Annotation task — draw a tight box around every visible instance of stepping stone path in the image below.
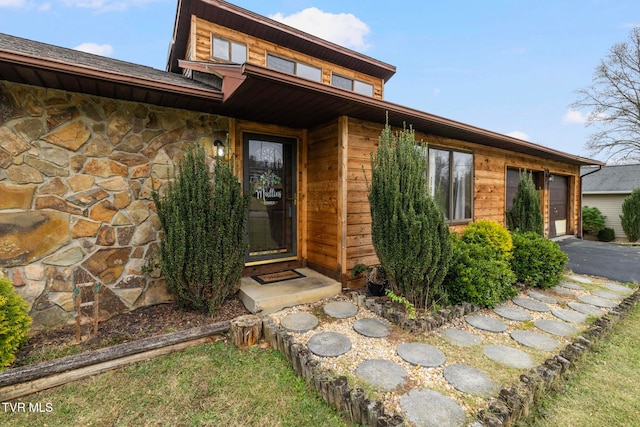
[397,343,446,367]
[494,305,532,321]
[484,344,534,369]
[591,290,623,301]
[444,364,498,396]
[510,330,560,352]
[323,301,358,318]
[440,328,481,347]
[527,291,558,304]
[353,318,389,338]
[568,301,606,316]
[602,282,633,295]
[578,295,617,308]
[307,332,351,357]
[400,388,466,427]
[512,296,551,312]
[559,281,584,290]
[535,319,578,337]
[465,315,507,332]
[280,312,319,333]
[355,359,407,391]
[549,286,575,296]
[552,308,587,324]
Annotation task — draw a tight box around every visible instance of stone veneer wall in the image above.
[0,81,229,329]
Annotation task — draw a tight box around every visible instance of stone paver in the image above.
[558,281,584,290]
[397,343,446,367]
[535,319,578,337]
[512,296,551,312]
[280,312,319,333]
[307,331,351,357]
[400,388,466,427]
[527,291,558,304]
[510,330,560,352]
[440,328,481,347]
[568,301,606,316]
[353,318,390,338]
[548,286,575,296]
[465,315,507,332]
[552,308,587,324]
[484,344,535,369]
[601,282,633,295]
[578,294,617,308]
[493,305,532,321]
[566,274,593,284]
[323,301,358,318]
[444,363,498,396]
[591,290,623,301]
[355,359,408,391]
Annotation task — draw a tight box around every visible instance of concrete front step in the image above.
[239,268,342,314]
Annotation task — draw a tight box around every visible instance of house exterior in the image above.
[0,0,601,328]
[582,164,640,240]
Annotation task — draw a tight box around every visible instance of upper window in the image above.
[331,73,374,96]
[212,36,247,63]
[267,54,321,82]
[428,148,473,221]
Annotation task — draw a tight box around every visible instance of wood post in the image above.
[230,314,262,347]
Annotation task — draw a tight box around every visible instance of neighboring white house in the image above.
[582,164,640,240]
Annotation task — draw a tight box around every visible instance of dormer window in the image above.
[212,36,247,63]
[266,53,321,82]
[331,73,374,96]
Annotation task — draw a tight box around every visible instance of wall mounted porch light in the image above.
[213,139,225,157]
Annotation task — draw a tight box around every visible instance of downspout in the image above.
[578,165,603,238]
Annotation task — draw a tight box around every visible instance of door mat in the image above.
[252,270,305,285]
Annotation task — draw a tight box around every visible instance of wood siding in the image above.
[192,17,384,99]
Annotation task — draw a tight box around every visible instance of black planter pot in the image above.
[368,280,386,297]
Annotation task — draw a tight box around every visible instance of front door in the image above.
[549,175,569,237]
[243,133,297,264]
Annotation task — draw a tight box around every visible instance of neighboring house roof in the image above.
[582,164,640,194]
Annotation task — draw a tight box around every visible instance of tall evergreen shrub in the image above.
[369,122,452,309]
[620,188,640,242]
[152,144,249,313]
[506,170,543,235]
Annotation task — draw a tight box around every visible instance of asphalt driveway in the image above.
[557,237,640,284]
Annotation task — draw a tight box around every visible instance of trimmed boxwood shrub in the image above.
[461,220,513,261]
[0,275,32,369]
[510,231,568,289]
[597,227,616,242]
[444,234,517,308]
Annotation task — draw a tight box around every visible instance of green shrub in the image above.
[461,220,513,261]
[583,206,606,235]
[597,227,616,242]
[369,121,452,309]
[620,188,640,242]
[510,231,568,289]
[152,144,249,314]
[0,275,32,369]
[444,235,517,308]
[506,170,543,235]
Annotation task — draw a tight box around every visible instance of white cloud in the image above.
[270,7,370,51]
[73,42,114,56]
[507,130,530,141]
[0,0,26,7]
[563,109,587,124]
[63,0,161,12]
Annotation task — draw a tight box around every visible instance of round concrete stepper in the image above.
[568,301,606,316]
[484,344,535,369]
[558,281,585,290]
[510,330,561,352]
[353,317,390,338]
[440,328,481,347]
[307,331,351,357]
[397,343,446,367]
[535,319,579,337]
[527,290,558,304]
[601,282,633,295]
[323,301,358,318]
[494,305,532,322]
[566,274,593,284]
[548,286,576,296]
[465,315,507,333]
[578,294,617,308]
[400,388,466,427]
[444,363,498,397]
[280,312,319,333]
[354,359,408,391]
[512,296,551,312]
[552,308,588,324]
[592,289,623,301]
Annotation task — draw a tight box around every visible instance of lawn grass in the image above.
[517,302,640,427]
[3,340,353,427]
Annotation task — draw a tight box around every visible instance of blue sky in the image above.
[1,0,639,162]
